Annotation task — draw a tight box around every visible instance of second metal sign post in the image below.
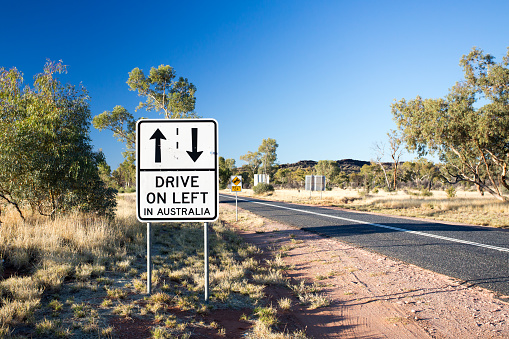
[230,175,242,221]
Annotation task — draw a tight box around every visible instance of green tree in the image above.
[239,170,252,188]
[0,61,116,219]
[93,65,197,161]
[225,158,236,173]
[392,47,509,201]
[359,164,375,191]
[96,150,115,188]
[112,158,136,189]
[219,157,235,189]
[400,159,440,190]
[387,130,404,190]
[127,65,197,119]
[258,138,279,176]
[314,160,339,188]
[291,168,312,188]
[93,105,136,159]
[240,151,261,178]
[348,172,363,189]
[274,168,291,187]
[333,171,350,188]
[358,164,388,191]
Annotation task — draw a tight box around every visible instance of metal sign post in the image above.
[136,119,218,299]
[231,175,242,221]
[147,222,152,295]
[204,222,209,301]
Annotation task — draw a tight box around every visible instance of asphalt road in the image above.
[220,194,509,296]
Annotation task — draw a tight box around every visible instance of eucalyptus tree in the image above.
[258,138,279,176]
[400,159,440,190]
[93,65,197,161]
[387,129,404,190]
[392,47,509,200]
[0,60,116,219]
[240,151,261,177]
[93,105,136,158]
[314,160,339,188]
[218,157,236,188]
[127,65,197,119]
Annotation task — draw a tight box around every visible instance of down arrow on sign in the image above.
[187,128,203,162]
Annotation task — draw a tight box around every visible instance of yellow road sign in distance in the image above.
[231,175,242,192]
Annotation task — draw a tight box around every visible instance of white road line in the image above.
[219,194,509,253]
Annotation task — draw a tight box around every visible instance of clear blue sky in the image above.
[2,0,509,169]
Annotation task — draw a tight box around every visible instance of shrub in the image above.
[420,189,433,197]
[253,183,274,195]
[358,190,369,198]
[446,186,456,198]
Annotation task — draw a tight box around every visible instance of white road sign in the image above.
[136,119,218,222]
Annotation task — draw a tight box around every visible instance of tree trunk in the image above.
[475,183,484,196]
[393,165,398,191]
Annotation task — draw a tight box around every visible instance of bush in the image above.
[358,190,369,198]
[446,186,456,198]
[253,183,274,195]
[420,189,433,197]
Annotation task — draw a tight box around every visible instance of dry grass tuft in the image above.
[244,321,310,339]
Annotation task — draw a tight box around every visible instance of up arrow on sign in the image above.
[150,128,166,163]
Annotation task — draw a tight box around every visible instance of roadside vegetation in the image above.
[0,58,327,339]
[220,47,509,218]
[0,61,116,221]
[231,188,509,228]
[1,194,326,338]
[222,47,509,228]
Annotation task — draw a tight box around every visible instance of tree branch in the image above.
[477,142,500,195]
[0,191,25,221]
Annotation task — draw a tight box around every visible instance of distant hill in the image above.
[278,159,371,173]
[335,159,372,173]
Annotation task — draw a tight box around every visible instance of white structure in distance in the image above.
[254,174,270,186]
[305,175,326,191]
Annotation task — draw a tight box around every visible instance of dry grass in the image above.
[353,195,509,227]
[1,192,312,337]
[0,194,145,332]
[277,297,292,311]
[244,321,309,339]
[228,187,360,205]
[227,188,509,228]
